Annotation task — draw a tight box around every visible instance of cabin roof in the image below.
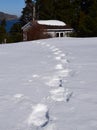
[22,20,73,31]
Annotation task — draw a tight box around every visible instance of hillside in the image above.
[0,38,97,130]
[0,11,18,20]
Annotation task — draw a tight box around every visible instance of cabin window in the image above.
[56,33,59,37]
[60,33,63,37]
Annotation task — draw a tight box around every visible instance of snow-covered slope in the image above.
[0,37,97,130]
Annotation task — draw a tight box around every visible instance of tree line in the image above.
[0,19,22,43]
[0,0,97,43]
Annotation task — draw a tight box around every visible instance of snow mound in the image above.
[27,104,49,127]
[37,20,66,26]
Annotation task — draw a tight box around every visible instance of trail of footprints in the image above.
[14,41,73,130]
[41,42,73,102]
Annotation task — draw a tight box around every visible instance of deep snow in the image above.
[0,37,97,130]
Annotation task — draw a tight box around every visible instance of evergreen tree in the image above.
[77,0,97,37]
[36,0,56,20]
[0,19,6,27]
[81,0,93,14]
[20,0,34,25]
[36,0,73,24]
[9,23,22,42]
[0,19,7,43]
[55,0,71,21]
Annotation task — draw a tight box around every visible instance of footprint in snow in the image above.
[53,51,62,55]
[55,64,64,70]
[45,76,60,88]
[57,69,70,78]
[50,88,65,102]
[12,94,25,104]
[55,56,61,60]
[32,74,40,78]
[51,48,60,52]
[60,53,66,57]
[13,94,32,104]
[50,88,73,102]
[55,56,68,64]
[27,104,49,128]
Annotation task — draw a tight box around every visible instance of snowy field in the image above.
[0,37,97,130]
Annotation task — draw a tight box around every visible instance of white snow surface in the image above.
[50,87,65,101]
[0,37,97,130]
[37,20,66,26]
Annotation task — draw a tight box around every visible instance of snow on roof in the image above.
[37,20,66,26]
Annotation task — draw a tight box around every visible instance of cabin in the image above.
[22,20,73,41]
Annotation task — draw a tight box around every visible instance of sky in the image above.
[0,0,25,17]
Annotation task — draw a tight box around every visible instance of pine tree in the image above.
[36,0,56,20]
[77,0,97,37]
[0,19,7,43]
[9,23,22,42]
[55,0,71,21]
[0,19,6,27]
[20,0,34,25]
[36,0,73,24]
